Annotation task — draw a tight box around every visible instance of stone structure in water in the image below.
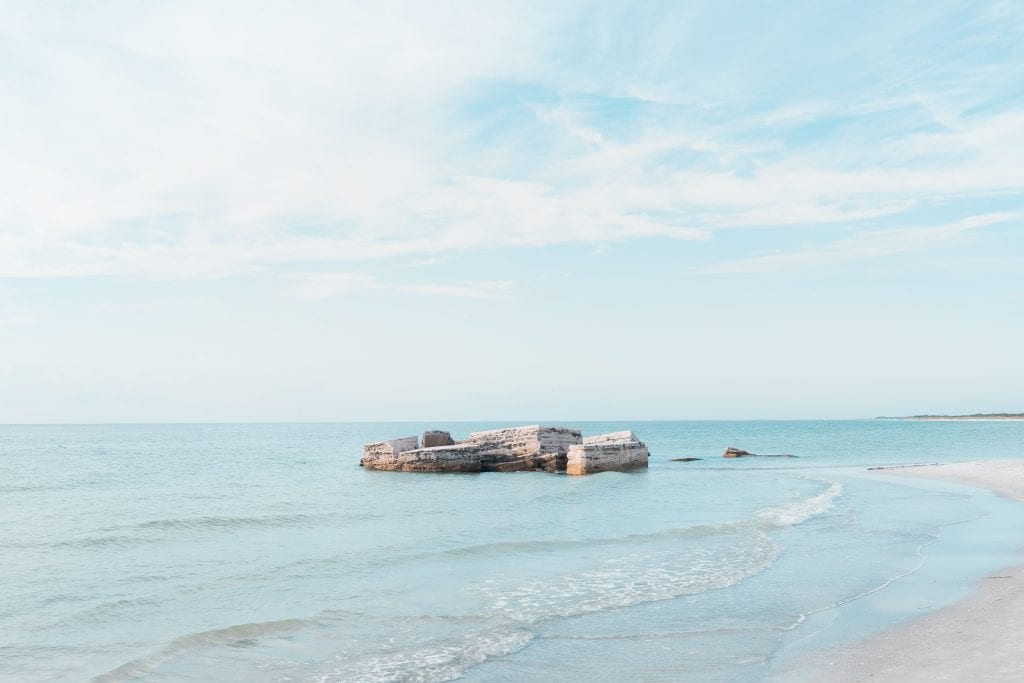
[360,426,649,475]
[422,430,455,448]
[566,432,650,475]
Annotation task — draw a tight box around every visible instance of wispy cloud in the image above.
[1,2,1023,286]
[688,212,1024,275]
[290,272,515,301]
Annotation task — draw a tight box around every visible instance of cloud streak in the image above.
[1,1,1023,286]
[290,272,515,301]
[688,212,1024,275]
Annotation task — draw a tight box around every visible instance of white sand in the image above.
[808,461,1024,681]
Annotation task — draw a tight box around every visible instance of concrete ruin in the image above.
[422,430,455,448]
[359,436,420,468]
[365,443,483,473]
[582,430,637,445]
[360,426,649,475]
[566,431,650,475]
[466,425,582,472]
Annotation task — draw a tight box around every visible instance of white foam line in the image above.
[780,510,990,632]
[781,536,938,633]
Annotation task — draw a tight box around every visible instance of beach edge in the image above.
[799,460,1024,682]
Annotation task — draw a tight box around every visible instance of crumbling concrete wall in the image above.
[422,430,455,448]
[566,432,649,475]
[360,436,419,468]
[466,425,582,472]
[362,443,483,472]
[582,430,638,445]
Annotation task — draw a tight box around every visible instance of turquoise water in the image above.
[3,420,1024,682]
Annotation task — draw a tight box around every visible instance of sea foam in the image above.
[758,480,843,527]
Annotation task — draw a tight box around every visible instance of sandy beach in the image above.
[813,461,1024,681]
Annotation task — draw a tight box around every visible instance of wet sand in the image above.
[812,461,1024,681]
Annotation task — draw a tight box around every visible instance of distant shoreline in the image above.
[877,413,1024,421]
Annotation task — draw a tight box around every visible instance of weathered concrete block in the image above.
[476,449,566,472]
[482,453,534,472]
[364,444,483,472]
[422,430,455,448]
[478,448,528,472]
[466,425,581,471]
[583,430,638,445]
[361,436,419,467]
[466,425,582,455]
[565,441,649,475]
[532,452,565,472]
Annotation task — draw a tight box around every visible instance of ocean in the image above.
[3,420,1024,682]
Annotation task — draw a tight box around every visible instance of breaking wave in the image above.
[313,627,535,683]
[483,531,782,624]
[758,480,843,527]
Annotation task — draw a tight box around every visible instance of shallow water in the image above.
[3,420,1024,681]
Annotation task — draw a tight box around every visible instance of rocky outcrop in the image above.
[422,430,454,448]
[566,432,649,475]
[723,447,753,458]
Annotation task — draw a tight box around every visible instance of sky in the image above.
[1,0,1023,422]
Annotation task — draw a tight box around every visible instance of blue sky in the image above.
[1,1,1022,421]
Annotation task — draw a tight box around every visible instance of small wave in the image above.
[314,627,534,683]
[481,531,781,624]
[757,481,843,527]
[91,618,309,682]
[134,513,329,532]
[544,625,768,641]
[437,521,746,559]
[12,513,342,551]
[52,598,161,629]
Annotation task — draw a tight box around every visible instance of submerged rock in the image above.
[722,447,797,458]
[670,457,703,462]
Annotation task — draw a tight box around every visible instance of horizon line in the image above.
[0,417,920,426]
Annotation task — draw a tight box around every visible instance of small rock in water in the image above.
[670,457,702,462]
[722,447,797,458]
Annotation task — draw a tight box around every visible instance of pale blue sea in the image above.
[3,420,1024,682]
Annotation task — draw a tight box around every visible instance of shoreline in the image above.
[807,460,1024,681]
[878,417,1024,421]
